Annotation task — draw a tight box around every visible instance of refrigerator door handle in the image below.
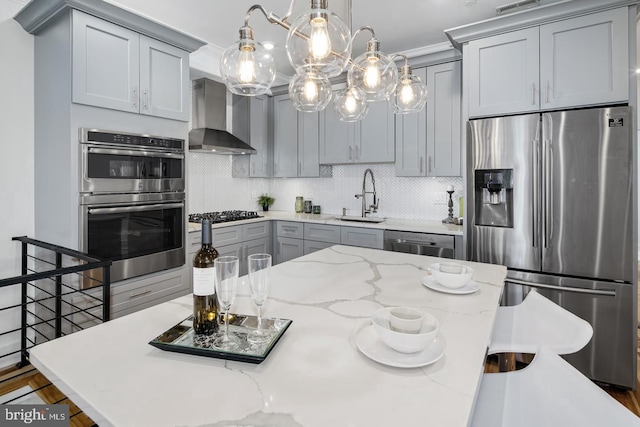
[532,139,540,248]
[543,138,553,248]
[506,279,616,297]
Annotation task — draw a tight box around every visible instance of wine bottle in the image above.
[192,219,219,334]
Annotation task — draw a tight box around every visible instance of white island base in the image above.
[30,245,506,427]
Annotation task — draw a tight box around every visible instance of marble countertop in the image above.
[189,211,464,235]
[30,245,505,427]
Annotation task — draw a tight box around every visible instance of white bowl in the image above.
[430,262,474,289]
[372,307,439,353]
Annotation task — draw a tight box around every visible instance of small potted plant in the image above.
[257,194,275,211]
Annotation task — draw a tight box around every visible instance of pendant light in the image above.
[219,0,428,118]
[388,56,428,114]
[333,86,368,122]
[289,70,332,112]
[219,25,276,96]
[285,0,352,78]
[347,30,398,102]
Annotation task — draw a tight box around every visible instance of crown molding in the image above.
[14,0,205,52]
[445,0,638,50]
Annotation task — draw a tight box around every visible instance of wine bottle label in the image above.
[193,267,215,296]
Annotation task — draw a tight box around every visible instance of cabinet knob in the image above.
[143,89,149,110]
[132,88,138,110]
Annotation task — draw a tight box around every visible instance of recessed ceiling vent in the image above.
[496,0,540,15]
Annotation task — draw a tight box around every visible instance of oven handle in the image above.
[87,147,184,159]
[88,203,184,215]
[506,279,616,297]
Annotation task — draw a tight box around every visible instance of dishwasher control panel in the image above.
[383,230,455,258]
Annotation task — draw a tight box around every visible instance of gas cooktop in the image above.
[188,210,262,224]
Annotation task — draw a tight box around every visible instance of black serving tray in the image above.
[149,314,292,364]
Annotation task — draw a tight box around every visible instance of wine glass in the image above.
[247,253,272,344]
[213,256,240,350]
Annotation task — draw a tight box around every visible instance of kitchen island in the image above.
[30,245,506,427]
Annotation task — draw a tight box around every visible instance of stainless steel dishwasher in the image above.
[383,230,458,259]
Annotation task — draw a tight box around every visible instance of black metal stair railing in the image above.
[0,236,112,368]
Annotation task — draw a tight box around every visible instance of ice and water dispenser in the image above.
[474,169,513,227]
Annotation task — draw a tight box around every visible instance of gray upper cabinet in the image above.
[466,27,540,118]
[138,36,190,121]
[355,101,395,163]
[273,94,320,178]
[466,7,628,118]
[426,61,461,177]
[396,62,461,177]
[539,8,628,110]
[320,89,394,164]
[233,95,272,177]
[72,10,190,121]
[72,10,140,114]
[319,106,355,164]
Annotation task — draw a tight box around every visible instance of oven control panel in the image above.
[80,128,184,151]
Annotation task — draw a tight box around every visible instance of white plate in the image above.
[355,325,444,368]
[421,274,479,295]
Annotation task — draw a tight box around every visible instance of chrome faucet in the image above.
[355,168,379,217]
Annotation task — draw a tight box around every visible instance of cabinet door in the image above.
[395,67,427,177]
[232,95,271,177]
[467,27,540,117]
[304,240,334,255]
[319,107,355,164]
[276,237,304,264]
[242,237,271,276]
[427,61,461,177]
[273,94,298,177]
[139,35,189,121]
[356,101,395,163]
[539,8,628,109]
[298,112,320,177]
[72,10,139,113]
[250,96,271,177]
[340,227,384,249]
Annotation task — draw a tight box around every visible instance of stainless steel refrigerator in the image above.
[467,106,637,389]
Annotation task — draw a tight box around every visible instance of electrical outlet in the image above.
[434,192,447,205]
[251,190,259,198]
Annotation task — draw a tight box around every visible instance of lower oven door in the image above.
[81,194,185,284]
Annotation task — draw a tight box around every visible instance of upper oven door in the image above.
[81,144,185,194]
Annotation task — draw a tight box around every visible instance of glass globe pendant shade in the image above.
[289,70,332,112]
[286,0,352,78]
[333,86,368,122]
[347,38,398,102]
[220,26,276,96]
[389,65,427,114]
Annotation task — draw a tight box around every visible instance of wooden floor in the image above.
[0,364,96,426]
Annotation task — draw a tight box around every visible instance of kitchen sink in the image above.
[338,215,385,223]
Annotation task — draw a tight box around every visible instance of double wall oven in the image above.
[79,128,186,284]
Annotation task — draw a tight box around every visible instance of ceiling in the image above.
[101,0,540,80]
[3,0,564,81]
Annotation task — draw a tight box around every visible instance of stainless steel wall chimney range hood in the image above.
[189,78,257,155]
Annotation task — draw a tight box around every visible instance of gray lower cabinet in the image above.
[341,227,384,249]
[189,222,273,279]
[72,267,188,329]
[275,221,305,263]
[275,221,382,263]
[277,237,305,264]
[303,223,341,255]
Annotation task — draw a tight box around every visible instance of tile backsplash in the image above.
[188,153,463,221]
